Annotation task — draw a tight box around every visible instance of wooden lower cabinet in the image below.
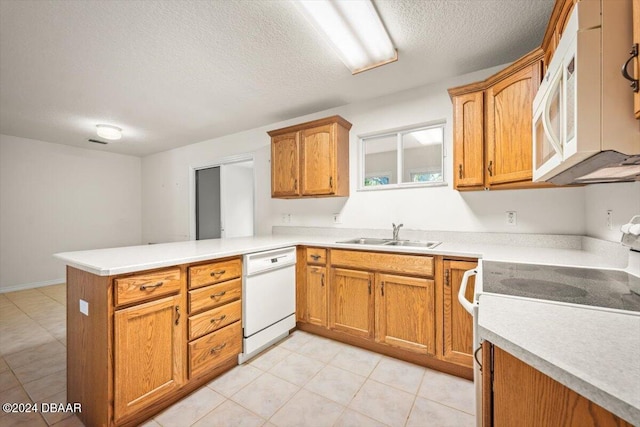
[375,273,436,355]
[306,265,328,326]
[486,343,634,427]
[114,295,183,422]
[442,259,476,366]
[329,267,375,339]
[66,257,243,427]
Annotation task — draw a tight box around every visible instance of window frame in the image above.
[358,121,447,191]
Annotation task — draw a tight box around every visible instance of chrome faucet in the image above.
[392,223,403,241]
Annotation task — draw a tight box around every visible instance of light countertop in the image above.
[54,233,638,423]
[478,294,640,425]
[54,234,625,276]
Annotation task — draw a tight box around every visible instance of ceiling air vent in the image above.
[88,139,109,145]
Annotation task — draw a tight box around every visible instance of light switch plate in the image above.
[79,299,89,316]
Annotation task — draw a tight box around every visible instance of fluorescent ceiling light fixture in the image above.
[412,128,443,145]
[295,0,397,74]
[96,124,122,140]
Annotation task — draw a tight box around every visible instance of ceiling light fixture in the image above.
[294,0,397,74]
[96,124,122,140]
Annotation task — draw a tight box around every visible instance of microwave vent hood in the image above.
[547,151,640,185]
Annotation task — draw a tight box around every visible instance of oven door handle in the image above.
[458,268,478,315]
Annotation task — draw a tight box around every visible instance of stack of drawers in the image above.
[187,258,243,378]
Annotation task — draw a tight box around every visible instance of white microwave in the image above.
[532,0,639,185]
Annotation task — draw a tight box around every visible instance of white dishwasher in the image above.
[239,246,296,363]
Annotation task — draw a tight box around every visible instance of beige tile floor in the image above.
[1,285,475,427]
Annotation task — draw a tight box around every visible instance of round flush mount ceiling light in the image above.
[96,124,122,140]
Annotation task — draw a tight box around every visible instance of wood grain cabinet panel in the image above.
[188,258,242,290]
[114,268,181,307]
[442,260,476,367]
[268,116,351,199]
[188,321,242,379]
[114,294,183,422]
[188,299,241,340]
[375,273,436,355]
[486,63,540,185]
[448,48,548,191]
[306,265,327,327]
[489,344,634,427]
[188,278,241,314]
[271,131,300,197]
[634,0,640,119]
[329,267,375,339]
[453,91,485,189]
[330,249,434,277]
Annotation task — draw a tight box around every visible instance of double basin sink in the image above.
[336,238,441,249]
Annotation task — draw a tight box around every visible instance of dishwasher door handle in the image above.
[458,268,477,315]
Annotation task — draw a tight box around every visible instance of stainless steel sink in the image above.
[382,240,441,249]
[336,238,392,245]
[336,238,441,249]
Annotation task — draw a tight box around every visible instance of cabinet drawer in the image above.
[188,321,241,378]
[188,278,241,314]
[306,248,327,265]
[114,268,181,307]
[189,258,242,290]
[188,299,242,340]
[330,250,434,277]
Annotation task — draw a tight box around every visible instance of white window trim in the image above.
[358,120,447,191]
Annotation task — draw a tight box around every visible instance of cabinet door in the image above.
[271,131,300,197]
[375,273,436,355]
[491,345,634,427]
[486,62,541,185]
[442,260,475,366]
[300,124,335,195]
[114,295,183,421]
[453,91,485,189]
[329,267,374,338]
[306,265,327,327]
[634,0,639,119]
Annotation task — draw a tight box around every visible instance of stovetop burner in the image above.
[482,261,640,312]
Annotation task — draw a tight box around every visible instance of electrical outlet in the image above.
[281,213,292,224]
[506,211,517,226]
[606,210,613,230]
[333,213,342,224]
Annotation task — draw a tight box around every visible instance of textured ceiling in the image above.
[0,0,554,157]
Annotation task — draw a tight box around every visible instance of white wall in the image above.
[0,135,142,291]
[584,181,640,241]
[141,63,594,243]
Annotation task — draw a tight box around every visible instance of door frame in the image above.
[189,154,255,241]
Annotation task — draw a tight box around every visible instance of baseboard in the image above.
[0,278,66,294]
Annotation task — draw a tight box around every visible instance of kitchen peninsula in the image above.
[56,232,639,426]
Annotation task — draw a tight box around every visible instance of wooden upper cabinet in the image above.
[301,124,335,195]
[271,132,300,197]
[541,0,578,75]
[442,260,476,367]
[448,48,546,191]
[453,91,484,189]
[268,115,352,199]
[634,0,639,119]
[114,295,183,422]
[375,273,436,355]
[329,267,374,339]
[486,62,541,185]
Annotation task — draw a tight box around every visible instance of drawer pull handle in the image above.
[210,314,227,324]
[210,291,227,299]
[210,343,227,354]
[310,254,321,261]
[140,282,163,291]
[210,270,226,277]
[175,306,180,325]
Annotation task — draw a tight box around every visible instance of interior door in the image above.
[196,166,221,240]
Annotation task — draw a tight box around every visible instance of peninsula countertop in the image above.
[54,233,638,424]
